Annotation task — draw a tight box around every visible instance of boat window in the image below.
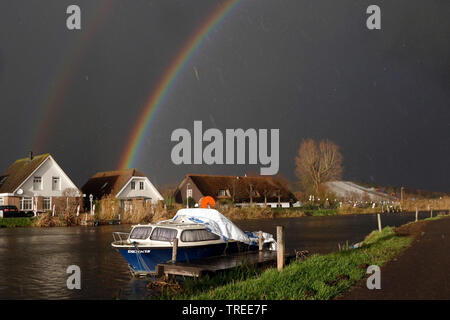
[181,229,220,242]
[150,227,178,242]
[130,227,152,240]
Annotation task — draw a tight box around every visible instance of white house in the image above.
[81,169,163,209]
[0,152,80,212]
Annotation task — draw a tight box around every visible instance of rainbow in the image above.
[118,0,241,170]
[30,1,115,151]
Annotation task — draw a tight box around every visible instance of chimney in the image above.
[29,151,33,161]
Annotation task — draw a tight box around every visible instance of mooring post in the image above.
[172,238,178,264]
[415,207,418,222]
[277,226,285,272]
[258,230,263,251]
[377,214,382,232]
[430,208,433,218]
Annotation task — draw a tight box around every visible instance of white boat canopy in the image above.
[172,208,275,247]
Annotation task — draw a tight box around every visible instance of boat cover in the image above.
[173,208,276,249]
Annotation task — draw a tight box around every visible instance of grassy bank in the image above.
[0,217,34,228]
[271,207,380,217]
[157,224,420,300]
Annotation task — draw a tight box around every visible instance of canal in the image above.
[0,211,430,299]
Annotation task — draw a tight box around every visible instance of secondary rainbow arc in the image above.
[118,0,241,170]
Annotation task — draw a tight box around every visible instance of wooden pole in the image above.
[172,238,178,264]
[258,230,263,251]
[377,214,382,232]
[415,207,418,222]
[277,226,285,271]
[430,208,433,218]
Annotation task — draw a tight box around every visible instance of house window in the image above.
[131,181,136,190]
[20,197,33,211]
[43,197,51,211]
[139,181,144,190]
[187,189,192,198]
[52,177,60,191]
[0,198,4,205]
[33,177,42,191]
[218,189,227,197]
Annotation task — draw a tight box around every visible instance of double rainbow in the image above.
[118,0,241,170]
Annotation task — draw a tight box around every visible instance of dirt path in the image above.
[340,216,450,300]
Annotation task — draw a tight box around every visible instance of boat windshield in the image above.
[181,229,220,242]
[130,227,152,240]
[150,227,177,242]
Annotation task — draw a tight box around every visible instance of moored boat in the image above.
[111,208,275,275]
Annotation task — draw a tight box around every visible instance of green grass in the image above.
[161,226,412,300]
[271,207,339,216]
[302,208,339,216]
[0,217,34,228]
[156,262,263,300]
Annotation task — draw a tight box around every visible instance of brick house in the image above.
[174,174,297,208]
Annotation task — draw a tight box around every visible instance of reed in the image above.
[401,197,450,212]
[118,200,180,224]
[217,206,307,220]
[32,212,81,227]
[97,195,121,221]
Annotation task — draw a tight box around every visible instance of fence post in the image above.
[377,214,382,232]
[415,207,418,222]
[277,226,285,272]
[172,238,178,264]
[258,231,263,251]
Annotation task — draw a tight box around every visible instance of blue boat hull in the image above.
[117,242,257,273]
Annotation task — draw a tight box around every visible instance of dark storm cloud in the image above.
[0,0,448,191]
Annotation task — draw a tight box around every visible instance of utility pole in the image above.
[186,183,190,208]
[89,194,93,215]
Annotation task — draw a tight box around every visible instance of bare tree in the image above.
[295,139,343,195]
[253,178,270,207]
[247,182,255,206]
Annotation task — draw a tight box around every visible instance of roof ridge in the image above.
[187,173,276,180]
[14,153,50,162]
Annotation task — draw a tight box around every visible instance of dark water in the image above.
[0,212,430,299]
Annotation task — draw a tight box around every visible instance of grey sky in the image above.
[0,0,449,191]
